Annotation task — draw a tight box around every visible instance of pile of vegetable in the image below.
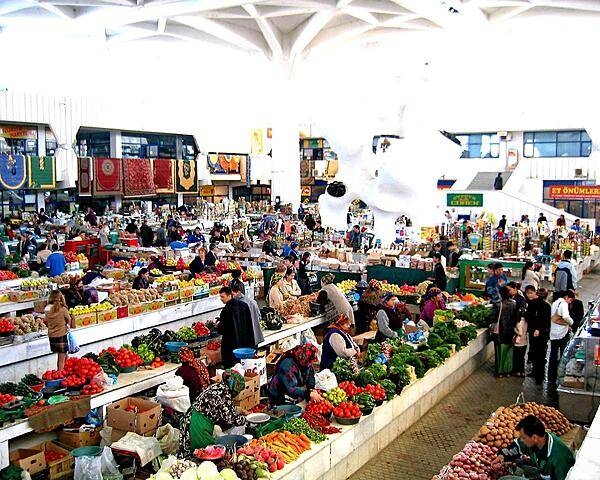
[99,346,143,369]
[301,410,340,434]
[474,402,571,449]
[237,444,285,473]
[323,387,347,405]
[253,431,311,463]
[282,417,327,443]
[432,441,508,480]
[456,304,490,328]
[332,401,362,419]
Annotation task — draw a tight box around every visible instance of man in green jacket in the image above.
[497,415,574,480]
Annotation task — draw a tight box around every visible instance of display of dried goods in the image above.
[474,402,571,449]
[276,292,318,317]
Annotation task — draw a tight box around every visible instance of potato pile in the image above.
[11,314,46,335]
[51,273,82,285]
[109,288,161,306]
[475,402,571,449]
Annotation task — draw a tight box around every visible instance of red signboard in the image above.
[549,185,600,199]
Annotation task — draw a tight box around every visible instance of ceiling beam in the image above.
[41,0,135,5]
[287,8,336,58]
[309,18,375,52]
[157,16,166,32]
[533,0,600,12]
[487,5,534,22]
[260,0,336,8]
[36,2,77,19]
[163,21,248,50]
[349,0,412,15]
[389,0,463,28]
[243,3,283,58]
[106,22,157,42]
[0,1,35,16]
[342,6,379,24]
[172,14,269,54]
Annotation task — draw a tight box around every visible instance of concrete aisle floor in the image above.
[348,271,600,480]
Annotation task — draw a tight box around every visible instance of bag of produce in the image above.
[156,424,180,455]
[156,378,191,413]
[315,369,338,392]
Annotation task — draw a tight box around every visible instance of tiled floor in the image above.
[348,271,600,480]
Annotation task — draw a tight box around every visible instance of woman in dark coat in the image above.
[489,286,519,377]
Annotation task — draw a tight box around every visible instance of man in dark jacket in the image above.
[431,253,447,291]
[494,172,503,190]
[139,219,154,247]
[217,287,255,367]
[261,233,278,256]
[524,286,551,385]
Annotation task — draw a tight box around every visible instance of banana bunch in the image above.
[336,280,357,294]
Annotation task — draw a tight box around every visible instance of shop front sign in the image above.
[548,185,600,199]
[200,185,215,196]
[0,125,37,139]
[447,193,483,207]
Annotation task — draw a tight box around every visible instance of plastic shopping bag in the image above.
[67,331,80,354]
[156,424,180,455]
[315,369,338,391]
[74,455,102,480]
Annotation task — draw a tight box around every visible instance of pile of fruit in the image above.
[237,444,285,473]
[69,305,95,316]
[150,268,162,276]
[177,326,197,342]
[323,387,347,405]
[0,270,18,281]
[337,381,364,397]
[150,357,165,368]
[42,369,66,381]
[21,277,49,289]
[179,279,195,288]
[0,393,16,406]
[197,272,220,285]
[432,441,508,480]
[364,384,386,402]
[63,357,103,380]
[336,280,357,294]
[207,340,221,351]
[11,314,46,335]
[193,322,210,337]
[82,383,104,395]
[61,375,86,389]
[100,346,143,369]
[332,401,362,419]
[44,450,67,463]
[474,402,571,449]
[305,399,334,416]
[51,273,81,285]
[0,318,15,335]
[276,292,318,317]
[64,252,78,263]
[155,274,176,284]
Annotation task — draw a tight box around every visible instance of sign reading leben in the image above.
[447,193,484,207]
[549,185,600,199]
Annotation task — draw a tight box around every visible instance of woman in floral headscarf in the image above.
[178,369,247,456]
[268,272,286,310]
[175,347,211,402]
[419,287,447,327]
[317,273,355,322]
[268,343,322,405]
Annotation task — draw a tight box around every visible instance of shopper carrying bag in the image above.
[548,291,575,387]
[489,286,518,378]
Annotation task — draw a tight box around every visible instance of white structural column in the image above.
[109,130,123,212]
[270,60,301,208]
[48,98,80,188]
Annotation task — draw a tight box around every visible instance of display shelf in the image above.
[258,315,328,348]
[0,363,178,469]
[271,329,492,480]
[0,300,37,315]
[0,278,24,289]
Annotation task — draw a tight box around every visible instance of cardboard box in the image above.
[10,448,46,475]
[36,442,73,480]
[117,306,129,319]
[128,304,142,317]
[233,374,260,410]
[97,307,118,323]
[163,291,179,302]
[58,427,101,448]
[180,286,195,300]
[8,290,40,302]
[151,300,165,311]
[141,302,152,314]
[107,397,161,434]
[241,357,267,386]
[73,312,97,328]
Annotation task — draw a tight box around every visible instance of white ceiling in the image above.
[2,0,600,61]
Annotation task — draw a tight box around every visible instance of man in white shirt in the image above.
[548,291,575,387]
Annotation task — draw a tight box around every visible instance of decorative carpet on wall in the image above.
[78,157,92,196]
[175,159,197,193]
[153,158,175,193]
[28,156,55,189]
[0,154,27,190]
[123,157,155,197]
[94,157,123,195]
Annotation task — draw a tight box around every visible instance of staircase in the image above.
[467,171,512,190]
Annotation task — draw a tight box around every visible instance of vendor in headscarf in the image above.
[268,272,286,310]
[375,293,411,342]
[179,369,247,455]
[268,343,322,405]
[175,347,211,402]
[320,314,360,371]
[316,273,355,323]
[419,287,447,327]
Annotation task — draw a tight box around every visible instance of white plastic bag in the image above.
[74,455,102,480]
[100,446,120,476]
[315,369,338,391]
[156,424,180,455]
[156,380,191,413]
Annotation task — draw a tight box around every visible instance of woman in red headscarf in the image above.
[320,315,360,371]
[419,287,447,327]
[268,343,322,405]
[175,347,211,402]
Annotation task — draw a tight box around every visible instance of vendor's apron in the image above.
[189,410,215,451]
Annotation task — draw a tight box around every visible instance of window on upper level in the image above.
[523,130,591,158]
[455,133,499,158]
